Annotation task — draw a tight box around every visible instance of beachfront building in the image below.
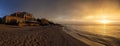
[3,12,36,25]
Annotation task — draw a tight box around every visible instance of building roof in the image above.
[9,12,34,18]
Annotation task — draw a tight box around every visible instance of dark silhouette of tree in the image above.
[36,18,55,26]
[0,17,3,24]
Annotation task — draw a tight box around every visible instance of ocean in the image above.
[64,24,120,46]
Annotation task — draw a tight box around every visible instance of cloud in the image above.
[1,0,120,23]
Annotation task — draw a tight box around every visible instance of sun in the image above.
[99,20,111,24]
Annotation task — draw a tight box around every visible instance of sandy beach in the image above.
[0,24,89,46]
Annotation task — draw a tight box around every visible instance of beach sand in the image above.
[0,24,89,46]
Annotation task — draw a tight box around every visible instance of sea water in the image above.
[64,24,120,46]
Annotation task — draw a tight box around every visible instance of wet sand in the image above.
[0,24,89,46]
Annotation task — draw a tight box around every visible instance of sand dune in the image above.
[0,24,88,46]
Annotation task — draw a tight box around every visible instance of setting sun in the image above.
[99,20,111,24]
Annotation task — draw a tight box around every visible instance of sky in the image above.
[0,0,120,24]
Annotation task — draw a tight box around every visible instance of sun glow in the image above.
[85,15,113,24]
[99,19,111,24]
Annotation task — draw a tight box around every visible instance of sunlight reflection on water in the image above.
[67,24,120,38]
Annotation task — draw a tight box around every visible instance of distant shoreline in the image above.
[63,24,120,26]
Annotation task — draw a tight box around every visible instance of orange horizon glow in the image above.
[84,14,114,24]
[99,19,111,24]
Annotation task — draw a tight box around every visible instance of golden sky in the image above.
[53,0,120,24]
[1,0,120,24]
